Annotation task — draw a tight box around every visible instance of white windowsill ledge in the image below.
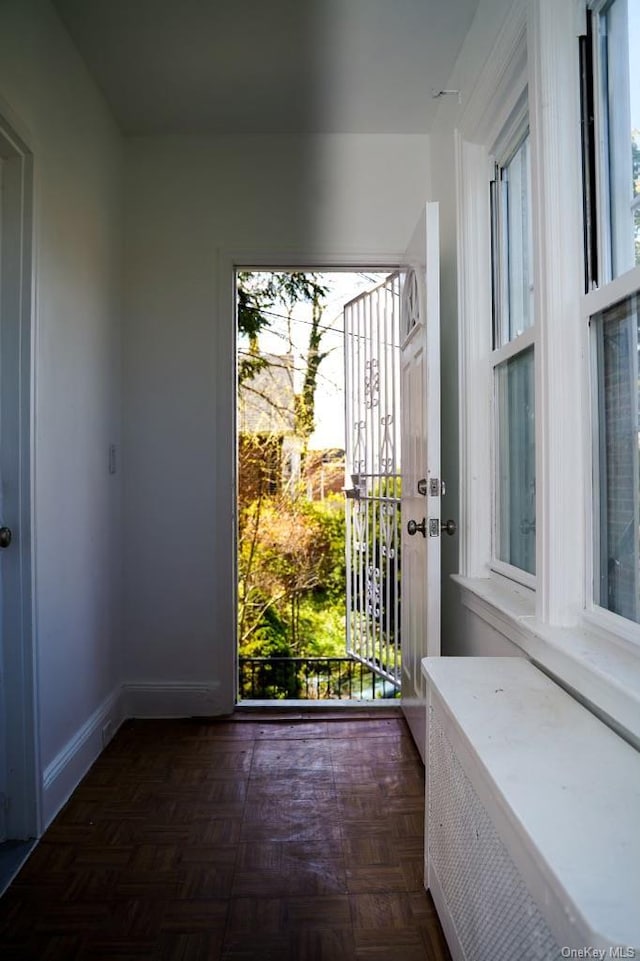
[452,574,640,750]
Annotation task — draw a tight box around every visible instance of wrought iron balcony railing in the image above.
[238,656,400,701]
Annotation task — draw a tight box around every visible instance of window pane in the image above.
[594,290,640,622]
[493,134,534,347]
[601,0,640,275]
[506,137,534,339]
[495,347,536,574]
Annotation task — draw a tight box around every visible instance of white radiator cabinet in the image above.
[422,656,640,961]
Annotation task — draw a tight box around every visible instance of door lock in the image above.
[418,477,446,496]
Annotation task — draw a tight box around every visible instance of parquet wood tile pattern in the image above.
[0,710,451,960]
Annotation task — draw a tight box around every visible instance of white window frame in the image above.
[453,1,640,748]
[455,4,529,588]
[454,0,640,747]
[489,115,537,589]
[589,0,638,283]
[582,0,640,636]
[457,0,585,621]
[583,254,640,642]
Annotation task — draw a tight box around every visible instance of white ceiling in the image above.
[52,0,479,135]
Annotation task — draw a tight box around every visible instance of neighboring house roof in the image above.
[238,353,296,435]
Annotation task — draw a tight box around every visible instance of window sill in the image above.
[452,573,640,749]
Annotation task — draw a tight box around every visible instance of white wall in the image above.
[0,0,124,824]
[122,134,431,711]
[430,0,525,660]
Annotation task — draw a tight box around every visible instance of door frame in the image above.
[217,250,403,708]
[0,106,40,840]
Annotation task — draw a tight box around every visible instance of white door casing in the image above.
[400,204,441,761]
[0,155,5,842]
[0,111,38,841]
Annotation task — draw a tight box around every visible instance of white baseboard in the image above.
[42,687,123,829]
[121,681,227,718]
[40,681,227,832]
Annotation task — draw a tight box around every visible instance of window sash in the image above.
[491,132,535,349]
[492,345,536,579]
[586,268,640,626]
[582,267,640,632]
[490,117,536,584]
[490,325,536,587]
[588,0,639,282]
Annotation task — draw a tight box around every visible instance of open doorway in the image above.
[235,269,401,703]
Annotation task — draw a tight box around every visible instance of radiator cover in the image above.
[423,656,640,961]
[429,708,560,961]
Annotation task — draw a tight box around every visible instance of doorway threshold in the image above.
[235,699,401,719]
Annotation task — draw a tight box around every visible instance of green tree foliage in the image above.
[237,272,330,442]
[237,494,345,657]
[237,270,345,693]
[236,272,271,384]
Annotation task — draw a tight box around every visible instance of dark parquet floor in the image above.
[0,709,452,960]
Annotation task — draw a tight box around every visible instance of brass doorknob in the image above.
[0,527,12,549]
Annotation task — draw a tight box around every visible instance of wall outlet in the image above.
[101,720,114,748]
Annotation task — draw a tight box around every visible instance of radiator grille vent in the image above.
[429,708,561,961]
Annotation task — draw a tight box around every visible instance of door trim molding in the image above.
[0,110,39,839]
[217,249,403,709]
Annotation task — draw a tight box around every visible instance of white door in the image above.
[0,156,5,842]
[400,203,441,760]
[0,118,37,843]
